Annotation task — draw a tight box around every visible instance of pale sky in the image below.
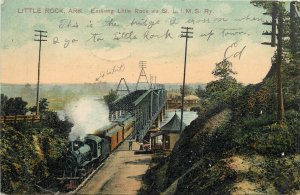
[1,0,277,84]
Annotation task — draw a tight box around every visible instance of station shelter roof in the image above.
[160,112,186,133]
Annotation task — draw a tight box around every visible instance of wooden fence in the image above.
[0,115,41,124]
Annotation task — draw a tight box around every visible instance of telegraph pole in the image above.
[180,27,193,132]
[277,11,284,125]
[261,2,284,125]
[34,30,47,115]
[290,1,299,56]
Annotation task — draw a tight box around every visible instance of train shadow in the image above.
[124,158,151,165]
[127,174,144,181]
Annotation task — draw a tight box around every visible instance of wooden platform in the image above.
[78,141,152,195]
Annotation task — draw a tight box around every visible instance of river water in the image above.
[161,110,198,127]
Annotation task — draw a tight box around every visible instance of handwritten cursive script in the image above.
[223,41,246,60]
[96,64,126,81]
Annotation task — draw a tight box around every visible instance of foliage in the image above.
[179,85,193,97]
[229,81,276,119]
[204,59,243,107]
[0,94,8,115]
[176,159,237,194]
[1,125,39,193]
[205,78,243,106]
[41,111,73,138]
[214,109,300,156]
[212,59,237,80]
[103,89,118,105]
[1,94,28,115]
[0,95,72,194]
[250,1,285,11]
[262,157,300,194]
[29,98,49,113]
[0,117,72,194]
[251,1,300,79]
[195,85,206,98]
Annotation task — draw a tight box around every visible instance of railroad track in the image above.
[68,159,107,194]
[38,155,109,195]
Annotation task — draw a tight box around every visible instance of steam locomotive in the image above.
[57,115,135,190]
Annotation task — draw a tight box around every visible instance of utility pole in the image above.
[34,30,47,115]
[290,1,299,56]
[262,2,277,47]
[261,2,284,125]
[180,27,193,132]
[277,11,284,125]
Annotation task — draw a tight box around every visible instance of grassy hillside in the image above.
[142,106,300,194]
[0,112,72,194]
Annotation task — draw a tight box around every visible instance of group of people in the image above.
[128,140,150,151]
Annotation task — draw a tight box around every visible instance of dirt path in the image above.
[78,141,152,195]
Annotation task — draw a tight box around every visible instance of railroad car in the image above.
[123,117,135,139]
[57,115,135,191]
[105,124,124,151]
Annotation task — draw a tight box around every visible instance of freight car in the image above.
[57,115,135,190]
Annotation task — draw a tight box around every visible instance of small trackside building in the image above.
[151,112,186,150]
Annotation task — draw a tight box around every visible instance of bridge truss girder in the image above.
[108,88,167,139]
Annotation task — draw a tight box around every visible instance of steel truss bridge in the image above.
[109,87,167,140]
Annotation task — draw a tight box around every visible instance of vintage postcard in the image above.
[1,0,299,194]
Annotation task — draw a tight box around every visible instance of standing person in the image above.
[129,140,133,150]
[139,142,144,151]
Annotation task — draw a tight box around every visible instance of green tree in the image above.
[1,95,28,115]
[206,59,242,105]
[1,94,8,115]
[29,98,49,113]
[104,89,118,105]
[195,85,206,98]
[41,111,73,137]
[212,59,237,80]
[180,85,193,97]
